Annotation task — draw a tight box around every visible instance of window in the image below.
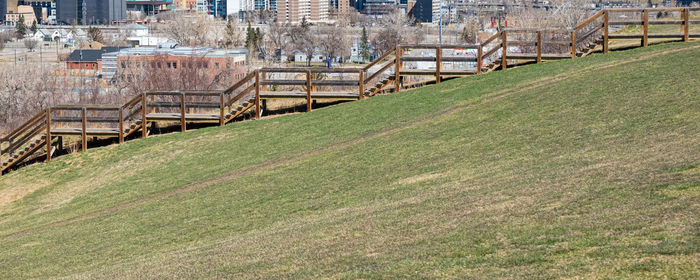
[226,62,231,69]
[173,62,177,69]
[215,62,219,69]
[167,62,172,68]
[157,62,162,69]
[121,62,126,68]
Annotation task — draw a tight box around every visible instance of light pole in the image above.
[439,0,443,44]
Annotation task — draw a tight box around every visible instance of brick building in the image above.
[103,47,248,83]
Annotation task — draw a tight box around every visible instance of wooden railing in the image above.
[1,7,697,175]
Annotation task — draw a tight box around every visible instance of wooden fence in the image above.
[1,7,698,175]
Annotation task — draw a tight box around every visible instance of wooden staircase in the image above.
[1,135,47,173]
[224,97,256,123]
[364,75,395,97]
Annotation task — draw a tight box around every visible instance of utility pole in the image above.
[439,0,443,44]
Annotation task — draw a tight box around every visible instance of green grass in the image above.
[0,42,699,279]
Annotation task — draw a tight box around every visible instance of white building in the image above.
[227,0,241,17]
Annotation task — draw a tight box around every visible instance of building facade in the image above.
[173,0,196,10]
[104,47,248,82]
[126,0,172,15]
[4,4,35,25]
[56,0,127,25]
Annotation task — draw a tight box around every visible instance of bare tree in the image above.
[222,17,243,48]
[265,22,289,62]
[0,30,12,51]
[459,17,480,44]
[24,39,38,51]
[162,12,218,47]
[317,25,351,66]
[372,8,419,54]
[289,25,317,66]
[87,26,104,43]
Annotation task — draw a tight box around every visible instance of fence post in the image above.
[571,30,577,59]
[642,9,649,47]
[150,95,155,114]
[395,48,401,93]
[501,30,507,70]
[435,47,441,84]
[118,108,124,144]
[141,93,147,139]
[603,10,609,54]
[57,110,63,128]
[180,92,186,132]
[255,71,261,120]
[219,92,225,126]
[476,45,482,74]
[81,107,87,152]
[306,71,312,112]
[536,31,542,63]
[359,70,364,99]
[683,8,690,42]
[45,108,51,162]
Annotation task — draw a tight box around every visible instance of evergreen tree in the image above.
[245,22,255,49]
[301,16,309,29]
[359,26,370,61]
[15,16,27,38]
[30,20,38,35]
[255,27,262,50]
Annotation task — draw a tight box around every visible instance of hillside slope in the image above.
[0,42,699,279]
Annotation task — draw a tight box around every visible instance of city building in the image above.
[126,0,172,16]
[308,0,326,21]
[102,46,248,83]
[17,1,55,24]
[277,0,309,23]
[361,0,395,16]
[225,0,240,17]
[56,0,127,25]
[276,0,327,23]
[66,46,128,71]
[408,0,435,23]
[5,5,36,25]
[173,0,196,10]
[1,0,20,24]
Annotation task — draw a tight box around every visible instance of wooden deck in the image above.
[146,113,221,123]
[260,91,360,100]
[51,128,122,136]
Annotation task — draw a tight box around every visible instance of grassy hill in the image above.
[0,42,699,279]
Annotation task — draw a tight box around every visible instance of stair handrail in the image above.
[576,10,605,31]
[1,110,47,143]
[1,112,47,156]
[224,72,257,107]
[363,50,396,72]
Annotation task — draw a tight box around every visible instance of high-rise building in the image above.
[126,0,172,15]
[225,0,240,17]
[173,0,196,10]
[309,0,326,21]
[276,0,326,23]
[361,0,393,16]
[277,0,308,23]
[0,1,7,23]
[1,0,20,23]
[56,0,126,25]
[16,1,53,23]
[408,0,433,23]
[336,0,348,15]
